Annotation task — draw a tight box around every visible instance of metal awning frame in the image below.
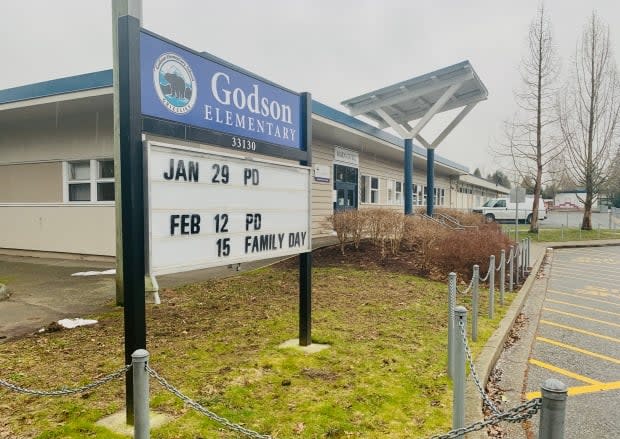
[341,62,487,149]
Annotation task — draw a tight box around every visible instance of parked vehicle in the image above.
[473,197,547,224]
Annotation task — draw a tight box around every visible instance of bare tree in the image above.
[558,12,620,229]
[502,5,562,232]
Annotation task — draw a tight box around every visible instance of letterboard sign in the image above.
[140,30,303,154]
[146,141,311,275]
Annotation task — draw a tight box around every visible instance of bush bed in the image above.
[328,208,512,281]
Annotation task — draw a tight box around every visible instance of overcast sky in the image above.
[3,1,620,176]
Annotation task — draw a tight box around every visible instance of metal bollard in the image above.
[453,306,467,433]
[488,255,495,319]
[132,349,150,439]
[539,378,568,439]
[515,245,520,285]
[499,250,505,306]
[448,272,457,379]
[509,245,514,292]
[527,237,531,268]
[521,238,527,280]
[472,265,479,342]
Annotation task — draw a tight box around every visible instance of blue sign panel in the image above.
[140,31,302,150]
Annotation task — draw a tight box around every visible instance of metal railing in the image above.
[432,306,567,439]
[439,236,571,438]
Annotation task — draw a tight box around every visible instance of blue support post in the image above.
[404,138,413,215]
[427,148,435,216]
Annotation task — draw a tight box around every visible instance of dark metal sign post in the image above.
[118,14,145,425]
[299,93,312,346]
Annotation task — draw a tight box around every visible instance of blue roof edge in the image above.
[0,69,469,174]
[0,70,113,105]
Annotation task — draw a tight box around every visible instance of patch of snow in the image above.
[71,269,116,276]
[57,318,98,329]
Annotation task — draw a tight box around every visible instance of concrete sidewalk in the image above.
[0,236,339,342]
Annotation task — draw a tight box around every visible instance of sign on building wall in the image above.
[334,146,359,167]
[140,31,303,156]
[314,164,330,183]
[146,141,311,275]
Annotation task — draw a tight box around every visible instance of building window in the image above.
[431,187,446,206]
[387,180,402,204]
[412,184,418,205]
[423,186,427,205]
[361,175,379,204]
[395,181,402,204]
[65,159,115,202]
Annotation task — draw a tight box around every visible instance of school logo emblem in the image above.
[153,53,197,114]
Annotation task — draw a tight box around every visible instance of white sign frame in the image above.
[144,140,312,275]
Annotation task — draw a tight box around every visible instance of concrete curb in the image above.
[464,238,620,435]
[464,247,548,434]
[0,283,8,301]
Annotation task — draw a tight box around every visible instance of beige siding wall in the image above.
[0,110,113,164]
[0,205,115,255]
[0,162,63,202]
[310,141,335,236]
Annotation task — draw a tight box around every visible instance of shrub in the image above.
[328,210,353,254]
[327,209,511,281]
[428,222,511,280]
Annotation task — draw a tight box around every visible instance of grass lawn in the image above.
[502,224,620,242]
[0,252,513,438]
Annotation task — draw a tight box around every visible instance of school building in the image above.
[0,66,508,259]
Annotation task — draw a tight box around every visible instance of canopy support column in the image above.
[404,138,413,215]
[427,148,435,216]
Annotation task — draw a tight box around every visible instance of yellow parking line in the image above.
[545,298,620,317]
[552,263,620,276]
[536,336,620,364]
[550,267,620,283]
[547,289,620,307]
[526,380,620,399]
[543,307,620,329]
[528,358,602,385]
[540,320,620,344]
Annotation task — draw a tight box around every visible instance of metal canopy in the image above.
[340,60,488,147]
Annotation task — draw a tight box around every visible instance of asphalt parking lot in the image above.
[525,246,620,438]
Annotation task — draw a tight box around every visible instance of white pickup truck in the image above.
[473,197,547,224]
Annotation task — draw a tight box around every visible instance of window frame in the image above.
[63,159,115,204]
[361,175,380,205]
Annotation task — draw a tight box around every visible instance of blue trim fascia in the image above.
[0,70,113,105]
[312,100,469,173]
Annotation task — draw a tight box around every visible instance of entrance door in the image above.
[333,164,358,211]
